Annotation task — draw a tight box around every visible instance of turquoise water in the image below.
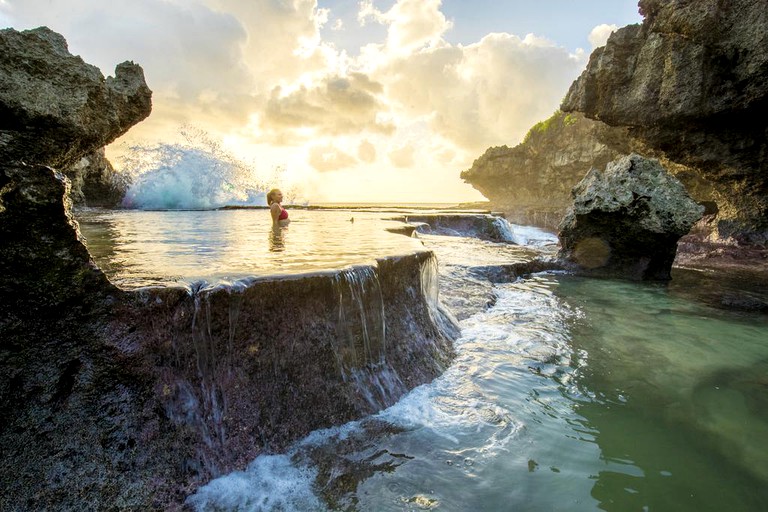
[75,208,768,510]
[188,231,768,511]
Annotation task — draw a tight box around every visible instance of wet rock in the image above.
[400,213,514,242]
[0,26,152,169]
[63,148,128,207]
[558,154,704,280]
[0,26,460,509]
[561,0,768,244]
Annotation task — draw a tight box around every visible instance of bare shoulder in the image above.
[270,203,281,212]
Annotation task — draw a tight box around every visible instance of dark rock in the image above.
[558,154,704,280]
[63,148,128,207]
[0,26,152,169]
[461,111,630,230]
[461,111,717,231]
[399,213,515,242]
[561,0,768,245]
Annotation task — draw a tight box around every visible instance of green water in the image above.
[556,271,768,511]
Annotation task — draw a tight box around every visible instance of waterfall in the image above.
[160,281,245,477]
[332,266,407,411]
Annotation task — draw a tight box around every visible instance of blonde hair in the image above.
[267,188,281,205]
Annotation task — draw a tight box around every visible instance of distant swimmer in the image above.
[267,188,290,226]
[349,217,355,223]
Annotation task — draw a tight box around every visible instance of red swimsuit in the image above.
[278,206,288,220]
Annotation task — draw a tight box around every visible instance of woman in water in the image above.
[267,188,290,226]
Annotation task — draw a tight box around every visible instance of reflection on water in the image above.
[74,209,426,288]
[269,225,287,252]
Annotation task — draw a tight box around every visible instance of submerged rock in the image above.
[558,154,704,280]
[0,26,152,169]
[561,0,768,245]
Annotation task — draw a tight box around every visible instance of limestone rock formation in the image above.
[461,110,718,231]
[0,26,152,169]
[561,0,768,244]
[461,111,630,229]
[63,147,128,207]
[558,154,704,280]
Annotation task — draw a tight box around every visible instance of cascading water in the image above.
[160,281,246,477]
[332,266,407,411]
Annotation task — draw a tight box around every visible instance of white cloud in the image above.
[262,73,394,139]
[376,32,585,151]
[388,143,415,168]
[358,139,377,162]
[359,0,452,55]
[0,0,591,202]
[588,23,618,49]
[308,144,357,172]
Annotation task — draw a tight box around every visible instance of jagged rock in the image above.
[558,154,704,280]
[399,213,514,242]
[561,0,768,244]
[461,111,717,231]
[460,112,630,229]
[63,147,128,207]
[0,26,152,169]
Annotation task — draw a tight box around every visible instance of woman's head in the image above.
[267,189,283,205]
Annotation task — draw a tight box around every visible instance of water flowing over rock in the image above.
[558,154,704,280]
[0,26,152,169]
[561,0,768,244]
[398,213,517,242]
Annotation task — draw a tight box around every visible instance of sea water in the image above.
[75,208,768,511]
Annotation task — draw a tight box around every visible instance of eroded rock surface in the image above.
[461,111,716,231]
[0,26,152,169]
[561,0,768,244]
[0,27,459,510]
[558,154,704,280]
[460,112,630,229]
[63,148,128,207]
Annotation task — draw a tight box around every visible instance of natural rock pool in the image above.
[77,209,768,510]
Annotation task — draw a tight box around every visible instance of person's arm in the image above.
[270,202,282,223]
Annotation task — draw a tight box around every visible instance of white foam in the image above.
[495,218,559,247]
[120,142,267,210]
[186,454,323,512]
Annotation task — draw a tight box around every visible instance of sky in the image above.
[0,0,642,204]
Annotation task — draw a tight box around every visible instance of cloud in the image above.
[376,32,585,151]
[588,24,618,49]
[262,72,394,138]
[308,144,357,172]
[388,143,415,168]
[1,0,593,202]
[358,139,377,162]
[359,0,452,54]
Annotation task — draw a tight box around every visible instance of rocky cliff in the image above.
[562,0,768,245]
[63,148,128,207]
[461,109,719,232]
[460,111,631,229]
